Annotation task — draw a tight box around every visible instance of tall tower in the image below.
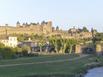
[47,21,52,32]
[4,24,8,39]
[42,21,52,34]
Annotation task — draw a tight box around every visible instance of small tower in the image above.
[56,26,59,31]
[16,21,21,27]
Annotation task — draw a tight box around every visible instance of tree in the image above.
[49,37,57,53]
[56,26,59,31]
[14,47,22,52]
[0,47,16,59]
[94,33,103,43]
[22,45,31,56]
[49,36,77,54]
[0,43,5,48]
[59,39,68,53]
[39,39,45,52]
[17,34,29,41]
[91,28,98,44]
[49,37,62,53]
[16,21,20,25]
[67,39,77,54]
[82,26,89,32]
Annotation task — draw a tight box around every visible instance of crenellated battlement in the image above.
[0,21,53,36]
[0,21,93,39]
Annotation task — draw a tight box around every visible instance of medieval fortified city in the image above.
[0,21,98,54]
[0,20,103,77]
[0,0,103,77]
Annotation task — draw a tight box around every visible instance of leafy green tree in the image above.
[67,39,77,54]
[59,39,68,53]
[39,40,45,52]
[49,37,77,54]
[0,43,5,48]
[0,47,16,59]
[95,33,103,41]
[82,26,89,32]
[22,45,31,56]
[14,47,22,52]
[49,37,62,53]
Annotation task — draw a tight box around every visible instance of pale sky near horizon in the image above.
[0,0,103,32]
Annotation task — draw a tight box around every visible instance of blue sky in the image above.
[0,0,103,32]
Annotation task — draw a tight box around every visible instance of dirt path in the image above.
[0,55,88,67]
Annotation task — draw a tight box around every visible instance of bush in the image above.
[22,50,28,56]
[0,47,16,59]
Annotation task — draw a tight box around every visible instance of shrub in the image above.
[0,47,16,59]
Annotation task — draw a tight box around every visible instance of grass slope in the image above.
[0,54,102,77]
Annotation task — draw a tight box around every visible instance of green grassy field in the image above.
[0,54,102,77]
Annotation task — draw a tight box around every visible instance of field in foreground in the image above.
[0,54,103,77]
